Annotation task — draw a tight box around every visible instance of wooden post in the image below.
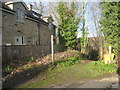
[51,35,54,64]
[109,45,112,63]
[118,37,120,88]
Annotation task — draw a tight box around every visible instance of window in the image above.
[16,9,24,22]
[32,37,37,45]
[15,36,26,45]
[48,23,52,30]
[22,36,25,45]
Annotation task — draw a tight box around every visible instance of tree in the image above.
[57,2,81,49]
[33,1,44,15]
[99,2,120,55]
[89,2,104,60]
[80,0,87,53]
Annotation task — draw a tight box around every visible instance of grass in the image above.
[20,58,117,88]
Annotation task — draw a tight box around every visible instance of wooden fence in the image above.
[2,44,66,64]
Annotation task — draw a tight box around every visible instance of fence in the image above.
[2,44,66,64]
[86,37,104,60]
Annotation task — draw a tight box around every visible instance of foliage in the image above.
[99,2,120,54]
[90,61,117,73]
[80,27,89,53]
[24,57,34,62]
[117,67,120,75]
[57,2,80,49]
[4,66,13,72]
[54,57,117,72]
[54,57,80,67]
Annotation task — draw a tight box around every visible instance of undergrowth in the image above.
[90,61,117,73]
[54,57,80,67]
[51,57,116,74]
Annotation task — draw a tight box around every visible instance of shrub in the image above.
[90,61,117,73]
[56,57,80,67]
[4,66,13,72]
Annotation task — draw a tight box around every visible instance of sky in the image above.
[23,0,100,38]
[77,2,98,38]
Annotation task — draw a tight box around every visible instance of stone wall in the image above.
[2,2,56,45]
[2,44,65,65]
[40,24,55,45]
[2,11,40,45]
[13,2,27,11]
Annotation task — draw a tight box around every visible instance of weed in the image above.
[4,66,13,72]
[24,65,35,70]
[24,57,35,62]
[70,57,77,61]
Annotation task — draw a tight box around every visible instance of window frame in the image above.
[15,36,26,45]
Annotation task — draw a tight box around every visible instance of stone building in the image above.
[1,1,56,45]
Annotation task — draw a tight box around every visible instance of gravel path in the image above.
[50,74,119,89]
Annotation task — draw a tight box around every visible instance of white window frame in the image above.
[15,36,26,45]
[32,37,37,45]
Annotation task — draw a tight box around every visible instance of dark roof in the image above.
[18,2,29,10]
[25,10,42,20]
[25,10,49,25]
[32,11,42,17]
[25,11,57,28]
[1,1,56,27]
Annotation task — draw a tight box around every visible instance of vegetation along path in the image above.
[19,60,117,88]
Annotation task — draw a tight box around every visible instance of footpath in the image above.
[50,74,119,89]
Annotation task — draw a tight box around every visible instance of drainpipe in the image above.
[38,22,40,45]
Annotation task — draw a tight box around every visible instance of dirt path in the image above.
[50,74,119,89]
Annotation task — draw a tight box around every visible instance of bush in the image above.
[90,61,117,73]
[56,57,80,67]
[117,67,120,75]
